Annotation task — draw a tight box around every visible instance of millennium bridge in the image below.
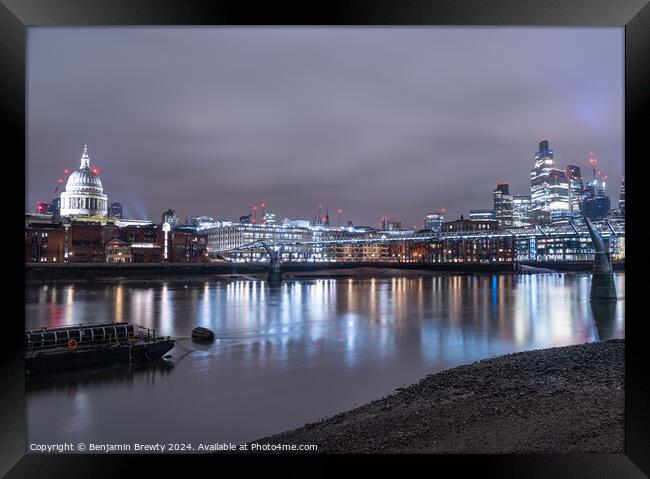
[212,218,625,265]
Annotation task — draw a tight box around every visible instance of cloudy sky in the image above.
[27,27,623,227]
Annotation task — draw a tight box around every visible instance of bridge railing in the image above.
[212,219,624,254]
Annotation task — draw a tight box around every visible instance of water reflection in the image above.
[26,273,625,446]
[27,359,175,394]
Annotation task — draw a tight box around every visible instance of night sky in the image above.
[27,27,623,227]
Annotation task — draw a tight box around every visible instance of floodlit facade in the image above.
[59,145,108,218]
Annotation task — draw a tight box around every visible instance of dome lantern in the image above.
[80,144,90,169]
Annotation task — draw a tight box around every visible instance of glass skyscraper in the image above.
[493,183,513,227]
[566,165,584,213]
[530,140,569,223]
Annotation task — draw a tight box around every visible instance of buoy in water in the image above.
[191,327,215,342]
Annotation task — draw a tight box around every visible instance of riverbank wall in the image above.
[25,260,624,282]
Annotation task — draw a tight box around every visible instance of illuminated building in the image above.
[511,195,531,227]
[580,159,611,220]
[105,239,131,263]
[427,219,625,263]
[25,223,66,263]
[582,185,611,220]
[493,183,513,227]
[170,231,208,263]
[469,209,494,221]
[443,217,499,232]
[60,145,108,218]
[424,212,445,231]
[204,222,313,260]
[191,216,214,227]
[619,177,625,214]
[384,219,402,231]
[161,209,178,226]
[566,165,584,213]
[530,140,569,224]
[108,202,123,219]
[262,211,277,225]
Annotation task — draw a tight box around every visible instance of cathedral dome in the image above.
[59,145,108,217]
[65,168,104,194]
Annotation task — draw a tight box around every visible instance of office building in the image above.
[424,212,445,231]
[469,209,495,221]
[530,140,569,223]
[511,194,531,227]
[108,202,123,219]
[493,183,514,227]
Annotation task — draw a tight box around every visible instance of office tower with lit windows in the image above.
[424,212,445,231]
[493,182,513,227]
[512,194,531,227]
[548,168,570,212]
[566,165,584,213]
[581,172,611,220]
[530,140,569,223]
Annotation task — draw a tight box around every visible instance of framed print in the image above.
[2,0,649,476]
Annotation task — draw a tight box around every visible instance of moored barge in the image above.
[26,323,175,374]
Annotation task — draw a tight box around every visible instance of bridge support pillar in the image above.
[261,241,284,287]
[584,217,617,301]
[267,257,283,286]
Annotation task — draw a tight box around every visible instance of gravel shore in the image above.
[255,340,624,453]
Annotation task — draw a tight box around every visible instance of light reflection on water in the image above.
[25,273,624,448]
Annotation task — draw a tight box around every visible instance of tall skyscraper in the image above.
[530,140,569,223]
[581,162,611,220]
[618,177,625,214]
[566,165,584,213]
[511,194,531,227]
[493,182,513,227]
[548,168,570,211]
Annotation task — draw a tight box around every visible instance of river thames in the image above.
[25,272,624,449]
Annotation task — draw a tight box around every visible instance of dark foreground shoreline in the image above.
[255,340,624,453]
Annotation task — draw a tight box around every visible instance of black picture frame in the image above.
[2,0,648,476]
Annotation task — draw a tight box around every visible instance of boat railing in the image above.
[25,324,161,353]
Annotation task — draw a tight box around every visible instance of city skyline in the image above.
[27,27,624,225]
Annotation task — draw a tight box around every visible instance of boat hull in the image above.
[26,339,175,374]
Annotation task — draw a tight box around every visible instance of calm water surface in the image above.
[25,273,624,448]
